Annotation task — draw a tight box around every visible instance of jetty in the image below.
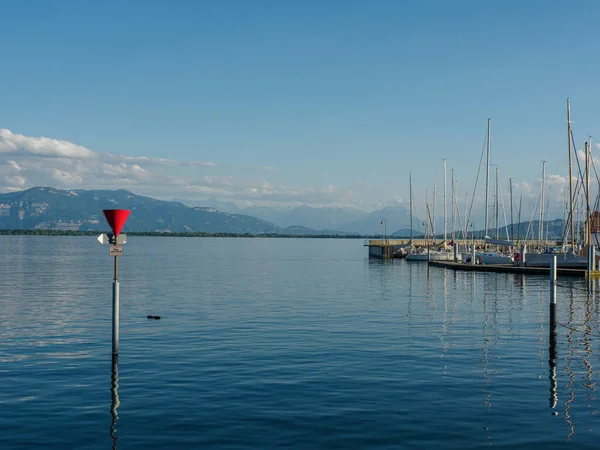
[365,238,490,259]
[427,260,586,277]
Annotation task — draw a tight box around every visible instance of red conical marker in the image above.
[103,209,131,236]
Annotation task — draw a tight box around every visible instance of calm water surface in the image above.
[1,236,599,449]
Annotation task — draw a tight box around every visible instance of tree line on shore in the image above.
[0,229,374,239]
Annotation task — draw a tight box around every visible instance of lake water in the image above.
[1,236,599,449]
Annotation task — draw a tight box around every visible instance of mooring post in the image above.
[550,255,557,325]
[471,244,476,265]
[453,243,458,262]
[112,248,120,356]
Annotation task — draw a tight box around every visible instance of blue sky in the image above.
[1,0,599,220]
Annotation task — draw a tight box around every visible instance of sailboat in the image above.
[461,119,514,265]
[523,99,587,268]
[406,172,453,262]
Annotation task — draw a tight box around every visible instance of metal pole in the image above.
[509,178,514,241]
[586,141,591,247]
[495,166,499,239]
[112,253,120,355]
[409,173,413,243]
[451,168,455,243]
[471,225,475,265]
[433,176,437,239]
[484,119,491,242]
[540,161,546,246]
[517,194,522,241]
[567,98,574,250]
[443,158,447,244]
[550,255,557,325]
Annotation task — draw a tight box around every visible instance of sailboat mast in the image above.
[425,188,429,244]
[517,194,522,240]
[433,176,436,240]
[443,159,447,243]
[485,118,491,239]
[567,98,574,250]
[509,178,514,241]
[540,161,546,244]
[464,193,468,240]
[586,140,591,246]
[495,167,499,239]
[451,168,455,243]
[409,173,413,242]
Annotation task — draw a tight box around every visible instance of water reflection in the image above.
[482,279,491,410]
[582,295,596,406]
[549,319,558,409]
[563,285,576,441]
[110,355,120,449]
[440,269,448,378]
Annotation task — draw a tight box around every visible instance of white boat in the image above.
[524,251,586,268]
[407,250,454,261]
[461,251,513,265]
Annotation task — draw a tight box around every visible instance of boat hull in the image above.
[461,252,514,265]
[524,252,587,268]
[406,252,454,262]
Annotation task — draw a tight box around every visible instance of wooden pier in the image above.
[427,260,586,277]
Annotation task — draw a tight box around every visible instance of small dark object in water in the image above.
[147,315,161,320]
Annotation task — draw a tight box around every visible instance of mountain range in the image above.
[182,198,423,235]
[0,187,571,239]
[0,187,279,234]
[0,187,419,235]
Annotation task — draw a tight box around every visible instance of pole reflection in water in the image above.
[549,318,558,409]
[110,355,120,449]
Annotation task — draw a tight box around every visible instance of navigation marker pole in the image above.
[100,209,131,356]
[113,246,120,356]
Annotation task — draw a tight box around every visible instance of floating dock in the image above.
[427,260,586,277]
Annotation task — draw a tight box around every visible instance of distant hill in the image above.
[0,187,280,234]
[184,199,423,235]
[391,228,421,238]
[280,226,353,236]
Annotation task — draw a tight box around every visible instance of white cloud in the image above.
[0,128,360,208]
[0,128,217,169]
[50,169,83,185]
[8,160,23,171]
[547,174,566,185]
[3,174,27,187]
[0,129,95,159]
